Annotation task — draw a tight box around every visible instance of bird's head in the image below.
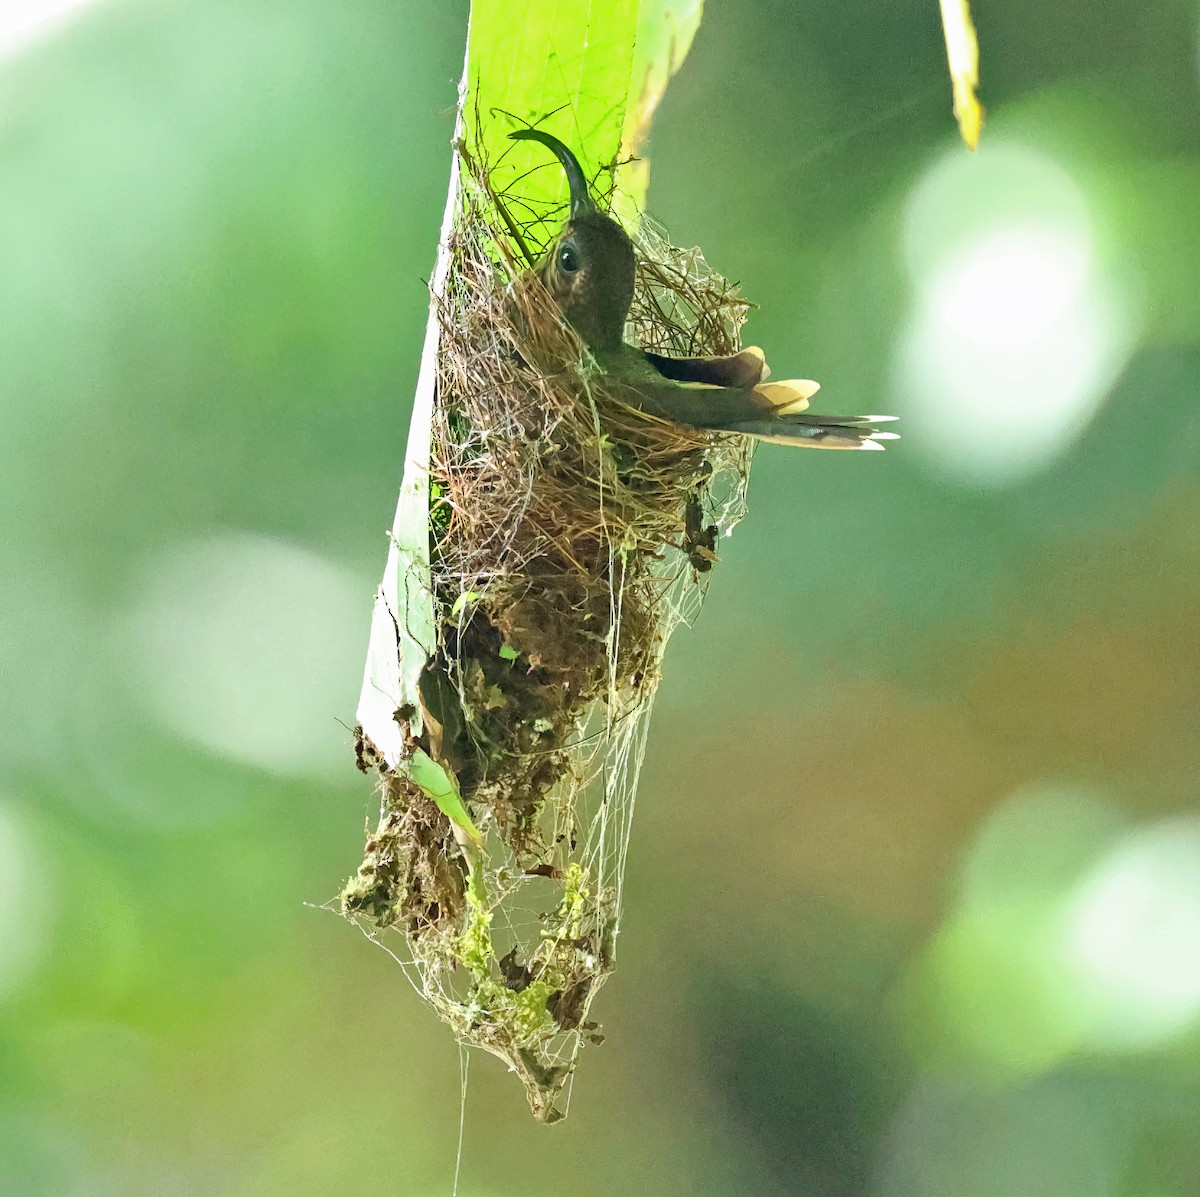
[508,129,635,351]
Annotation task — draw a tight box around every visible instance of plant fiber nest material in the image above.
[341,136,754,1122]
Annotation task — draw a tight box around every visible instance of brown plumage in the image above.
[509,128,898,450]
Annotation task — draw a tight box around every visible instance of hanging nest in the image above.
[341,133,755,1122]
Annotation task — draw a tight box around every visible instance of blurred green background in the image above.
[3,0,1200,1193]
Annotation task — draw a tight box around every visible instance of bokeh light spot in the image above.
[0,0,101,60]
[1061,816,1200,1050]
[894,141,1141,485]
[129,532,367,780]
[957,782,1127,913]
[0,801,52,1003]
[905,786,1200,1078]
[927,226,1091,349]
[900,783,1127,1079]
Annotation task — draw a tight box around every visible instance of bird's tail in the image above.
[725,411,900,450]
[732,379,899,450]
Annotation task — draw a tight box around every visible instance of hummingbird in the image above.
[507,129,897,450]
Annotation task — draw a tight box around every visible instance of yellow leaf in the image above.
[939,0,984,150]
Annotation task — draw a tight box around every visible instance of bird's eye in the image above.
[557,244,580,273]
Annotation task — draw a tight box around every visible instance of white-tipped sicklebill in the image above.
[509,128,898,451]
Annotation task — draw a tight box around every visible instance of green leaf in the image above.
[407,748,484,845]
[467,0,640,220]
[467,0,706,227]
[356,1,708,766]
[354,250,445,764]
[498,644,520,662]
[451,590,482,617]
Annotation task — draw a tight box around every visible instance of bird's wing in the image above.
[641,345,770,389]
[602,347,898,449]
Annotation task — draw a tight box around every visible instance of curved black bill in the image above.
[508,129,597,217]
